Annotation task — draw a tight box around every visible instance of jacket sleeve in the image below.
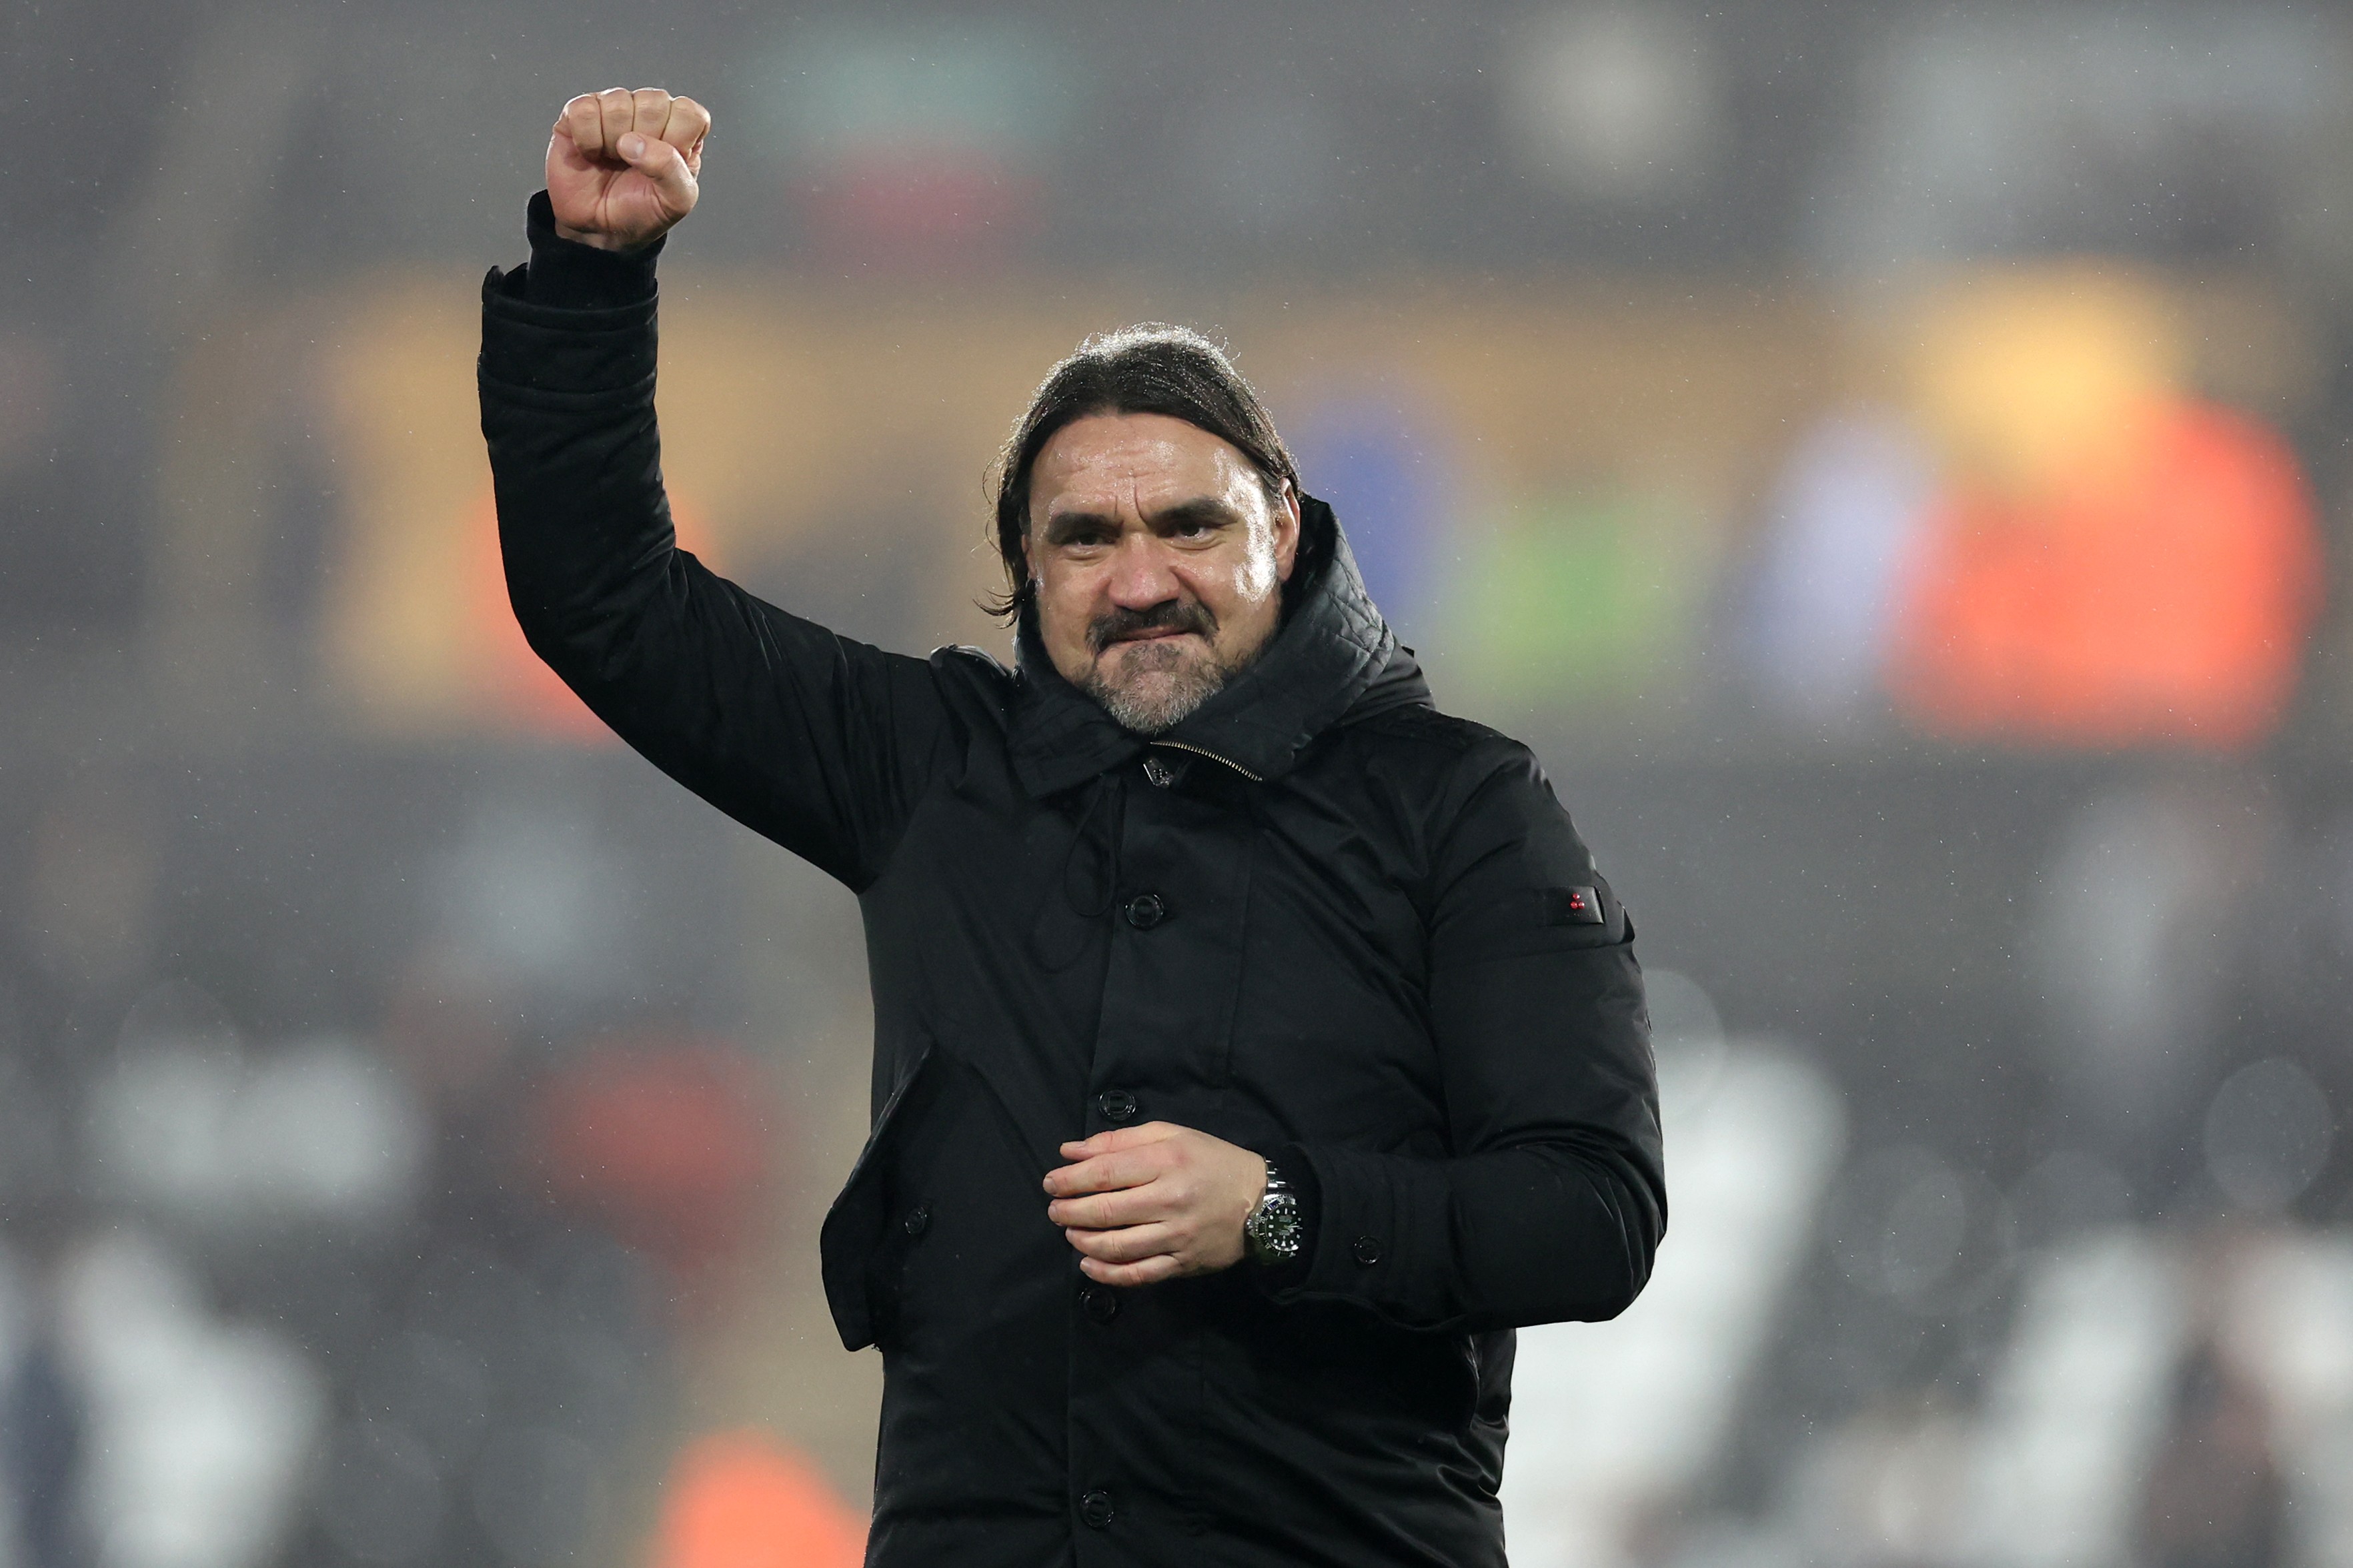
[477,195,950,888]
[1273,742,1666,1333]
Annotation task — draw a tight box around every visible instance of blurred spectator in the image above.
[287,948,674,1568]
[2139,1235,2293,1568]
[375,948,534,1239]
[2140,1339,2286,1568]
[57,1233,323,1568]
[0,1247,85,1568]
[1953,1229,2188,1568]
[2218,1230,2353,1558]
[2227,808,2353,1219]
[1503,1016,1844,1568]
[83,1033,426,1235]
[2032,772,2279,1197]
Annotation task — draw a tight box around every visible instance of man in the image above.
[482,87,1664,1568]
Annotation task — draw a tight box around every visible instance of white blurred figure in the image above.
[2222,1233,2353,1568]
[1502,972,1845,1568]
[53,1233,322,1568]
[1805,1221,2353,1568]
[1778,1391,1975,1568]
[84,1035,426,1233]
[65,1008,420,1568]
[1953,1231,2189,1568]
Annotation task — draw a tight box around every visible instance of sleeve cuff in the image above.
[515,189,663,309]
[1264,1142,1457,1326]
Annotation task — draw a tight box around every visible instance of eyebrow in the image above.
[1038,496,1245,546]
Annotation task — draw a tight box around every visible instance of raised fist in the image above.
[546,88,710,252]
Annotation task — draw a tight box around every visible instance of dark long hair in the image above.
[986,323,1300,621]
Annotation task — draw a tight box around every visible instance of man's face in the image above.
[1025,412,1302,734]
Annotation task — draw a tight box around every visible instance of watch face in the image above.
[1248,1191,1303,1264]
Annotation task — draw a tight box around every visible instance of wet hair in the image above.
[986,323,1300,621]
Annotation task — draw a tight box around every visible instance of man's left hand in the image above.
[1044,1122,1268,1286]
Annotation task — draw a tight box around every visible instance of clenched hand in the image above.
[1044,1122,1269,1287]
[546,87,710,251]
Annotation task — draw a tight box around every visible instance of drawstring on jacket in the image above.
[1028,770,1126,972]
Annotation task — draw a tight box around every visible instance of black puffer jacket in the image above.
[480,194,1665,1568]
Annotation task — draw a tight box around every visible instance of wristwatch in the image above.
[1244,1160,1304,1266]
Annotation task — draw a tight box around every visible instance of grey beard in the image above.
[1079,642,1233,734]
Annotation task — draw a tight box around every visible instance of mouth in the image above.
[1086,602,1219,656]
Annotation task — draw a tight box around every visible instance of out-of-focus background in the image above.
[5,1,2352,1564]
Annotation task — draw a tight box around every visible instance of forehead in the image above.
[1030,412,1261,522]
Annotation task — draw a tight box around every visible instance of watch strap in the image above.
[1245,1160,1305,1267]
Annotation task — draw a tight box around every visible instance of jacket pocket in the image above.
[818,1041,936,1351]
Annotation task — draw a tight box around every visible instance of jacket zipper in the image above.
[1148,738,1263,782]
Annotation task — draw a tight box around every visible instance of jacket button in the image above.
[1095,1089,1138,1123]
[1122,892,1167,929]
[903,1207,931,1237]
[1079,1489,1116,1529]
[1352,1235,1383,1266]
[1079,1285,1120,1324]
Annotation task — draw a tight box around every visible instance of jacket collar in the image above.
[1007,496,1431,798]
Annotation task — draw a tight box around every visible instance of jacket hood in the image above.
[1008,495,1431,796]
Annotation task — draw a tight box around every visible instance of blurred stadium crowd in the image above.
[5,1,2353,1565]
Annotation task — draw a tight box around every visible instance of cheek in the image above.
[1035,570,1102,650]
[1236,548,1279,602]
[1223,529,1282,604]
[1184,557,1279,648]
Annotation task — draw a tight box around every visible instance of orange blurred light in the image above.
[651,1431,867,1568]
[528,1039,775,1293]
[1888,400,2320,749]
[464,490,722,743]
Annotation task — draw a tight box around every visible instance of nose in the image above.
[1102,532,1183,610]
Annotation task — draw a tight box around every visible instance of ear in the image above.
[1271,483,1303,584]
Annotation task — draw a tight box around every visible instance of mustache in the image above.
[1087,600,1219,654]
